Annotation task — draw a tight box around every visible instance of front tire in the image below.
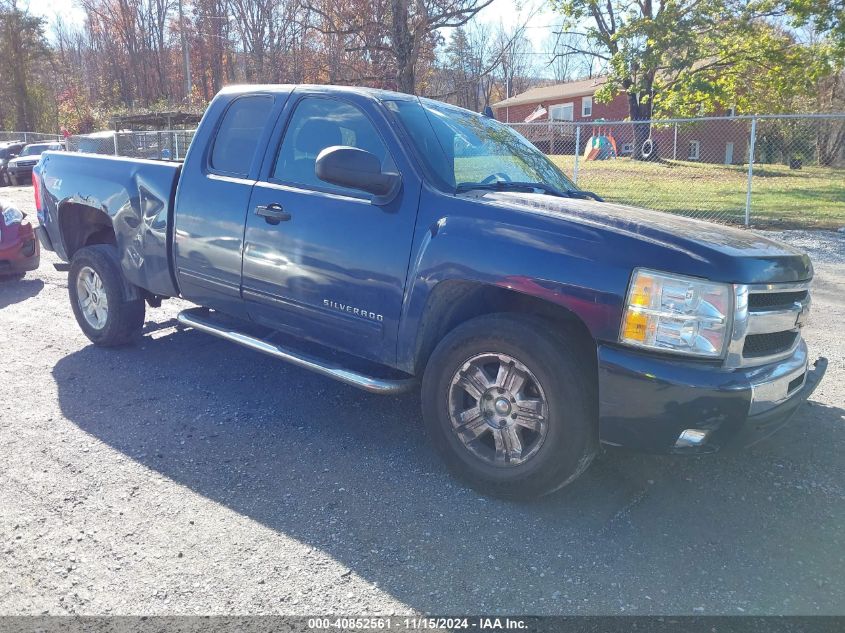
[421,314,597,499]
[68,245,145,346]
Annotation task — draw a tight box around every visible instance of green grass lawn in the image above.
[549,156,845,229]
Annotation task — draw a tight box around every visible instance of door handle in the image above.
[255,203,291,225]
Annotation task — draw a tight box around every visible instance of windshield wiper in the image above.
[455,180,603,202]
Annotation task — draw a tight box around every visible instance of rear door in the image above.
[242,91,422,364]
[173,91,287,316]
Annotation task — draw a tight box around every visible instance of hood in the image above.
[8,155,39,165]
[465,190,813,284]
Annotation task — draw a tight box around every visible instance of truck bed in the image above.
[38,151,182,297]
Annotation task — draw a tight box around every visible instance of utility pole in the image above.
[178,0,192,104]
[505,76,511,123]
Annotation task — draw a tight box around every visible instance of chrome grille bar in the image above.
[725,280,811,368]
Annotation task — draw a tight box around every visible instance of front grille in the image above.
[727,282,810,367]
[743,331,798,358]
[748,290,808,310]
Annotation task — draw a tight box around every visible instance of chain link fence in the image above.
[0,131,62,143]
[13,114,844,229]
[65,129,196,161]
[509,114,845,229]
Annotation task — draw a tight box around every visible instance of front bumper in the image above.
[597,340,827,453]
[727,356,826,451]
[7,165,34,181]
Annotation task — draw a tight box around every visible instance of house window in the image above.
[688,140,701,160]
[582,96,593,117]
[549,103,574,122]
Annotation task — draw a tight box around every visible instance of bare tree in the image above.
[304,0,495,94]
[495,23,534,100]
[441,22,496,110]
[230,0,276,80]
[191,0,232,100]
[543,25,597,82]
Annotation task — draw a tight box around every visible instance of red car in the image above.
[0,201,40,277]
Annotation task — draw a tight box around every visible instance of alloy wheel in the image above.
[447,352,549,467]
[76,265,109,330]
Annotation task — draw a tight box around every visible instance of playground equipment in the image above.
[583,125,618,160]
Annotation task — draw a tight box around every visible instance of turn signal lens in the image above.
[619,269,731,358]
[621,309,651,342]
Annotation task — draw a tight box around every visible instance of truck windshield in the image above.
[21,144,55,156]
[386,98,576,194]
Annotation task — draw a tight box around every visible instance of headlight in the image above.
[619,268,731,358]
[2,207,24,225]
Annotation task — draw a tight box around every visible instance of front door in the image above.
[725,142,734,165]
[242,94,420,364]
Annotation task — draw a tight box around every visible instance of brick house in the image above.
[492,77,748,165]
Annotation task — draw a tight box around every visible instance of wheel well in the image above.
[414,281,597,375]
[58,203,116,259]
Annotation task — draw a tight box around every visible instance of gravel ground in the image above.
[1,184,843,616]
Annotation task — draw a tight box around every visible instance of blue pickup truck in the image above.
[33,85,826,497]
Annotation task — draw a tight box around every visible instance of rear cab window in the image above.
[210,95,275,176]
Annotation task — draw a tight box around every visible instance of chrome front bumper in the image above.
[732,354,827,450]
[747,338,810,416]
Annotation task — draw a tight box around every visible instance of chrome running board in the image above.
[177,309,417,395]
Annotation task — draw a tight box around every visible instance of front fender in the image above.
[396,211,630,372]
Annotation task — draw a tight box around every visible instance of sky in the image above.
[476,0,563,77]
[26,0,86,31]
[476,0,558,50]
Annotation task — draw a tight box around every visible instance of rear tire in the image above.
[68,245,145,346]
[421,314,597,499]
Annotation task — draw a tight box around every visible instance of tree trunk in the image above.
[391,0,415,93]
[818,120,845,166]
[627,82,655,161]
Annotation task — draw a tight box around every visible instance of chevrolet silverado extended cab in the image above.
[34,85,826,497]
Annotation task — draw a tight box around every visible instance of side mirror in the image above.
[315,146,400,204]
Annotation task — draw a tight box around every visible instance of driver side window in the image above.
[273,98,389,196]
